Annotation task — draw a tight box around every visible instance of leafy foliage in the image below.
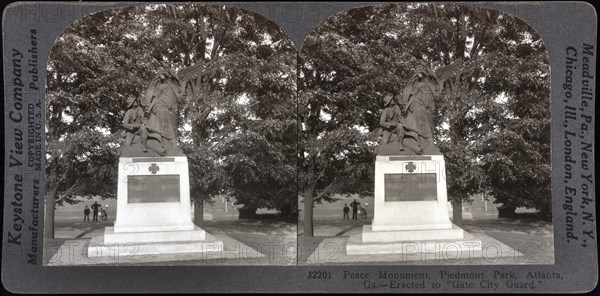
[298,3,551,228]
[46,4,297,219]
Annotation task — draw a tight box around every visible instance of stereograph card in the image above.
[1,1,597,293]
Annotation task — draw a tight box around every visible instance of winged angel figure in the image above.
[137,68,185,155]
[401,58,463,150]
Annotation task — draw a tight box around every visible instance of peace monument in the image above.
[346,60,482,256]
[88,68,222,257]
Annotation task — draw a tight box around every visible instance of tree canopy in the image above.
[45,3,553,239]
[45,4,298,238]
[298,3,551,235]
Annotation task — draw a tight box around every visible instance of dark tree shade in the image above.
[45,4,298,238]
[298,3,551,235]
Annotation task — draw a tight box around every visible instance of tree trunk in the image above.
[303,185,315,237]
[452,199,463,226]
[44,188,57,239]
[193,199,204,226]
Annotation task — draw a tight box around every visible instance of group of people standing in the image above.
[343,199,367,220]
[83,201,108,222]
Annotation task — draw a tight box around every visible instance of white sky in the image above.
[94,126,111,136]
[465,36,474,58]
[62,111,73,123]
[495,92,508,104]
[352,124,368,134]
[236,93,250,105]
[319,109,331,122]
[205,36,214,59]
[208,108,226,120]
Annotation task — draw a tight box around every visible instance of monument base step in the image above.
[112,224,196,233]
[347,226,481,255]
[104,226,205,244]
[88,231,223,257]
[362,224,464,242]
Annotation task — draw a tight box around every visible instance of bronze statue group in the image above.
[379,59,463,155]
[122,68,184,157]
[123,62,451,158]
[125,63,455,225]
[379,65,442,155]
[341,62,458,221]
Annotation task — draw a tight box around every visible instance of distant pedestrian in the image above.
[83,206,90,222]
[350,199,360,220]
[343,204,350,220]
[360,207,367,219]
[102,207,108,221]
[91,201,101,222]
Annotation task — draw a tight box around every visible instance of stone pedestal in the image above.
[88,157,222,257]
[346,155,481,256]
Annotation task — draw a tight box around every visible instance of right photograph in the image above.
[297,3,553,265]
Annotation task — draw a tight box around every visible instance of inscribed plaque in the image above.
[127,175,180,203]
[384,173,437,201]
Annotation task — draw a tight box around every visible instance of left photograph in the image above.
[43,4,298,266]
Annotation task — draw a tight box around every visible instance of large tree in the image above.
[45,4,297,238]
[140,4,297,221]
[298,3,550,236]
[404,4,551,220]
[45,6,151,238]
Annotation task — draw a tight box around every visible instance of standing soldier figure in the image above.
[380,93,428,153]
[122,96,149,152]
[380,94,407,150]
